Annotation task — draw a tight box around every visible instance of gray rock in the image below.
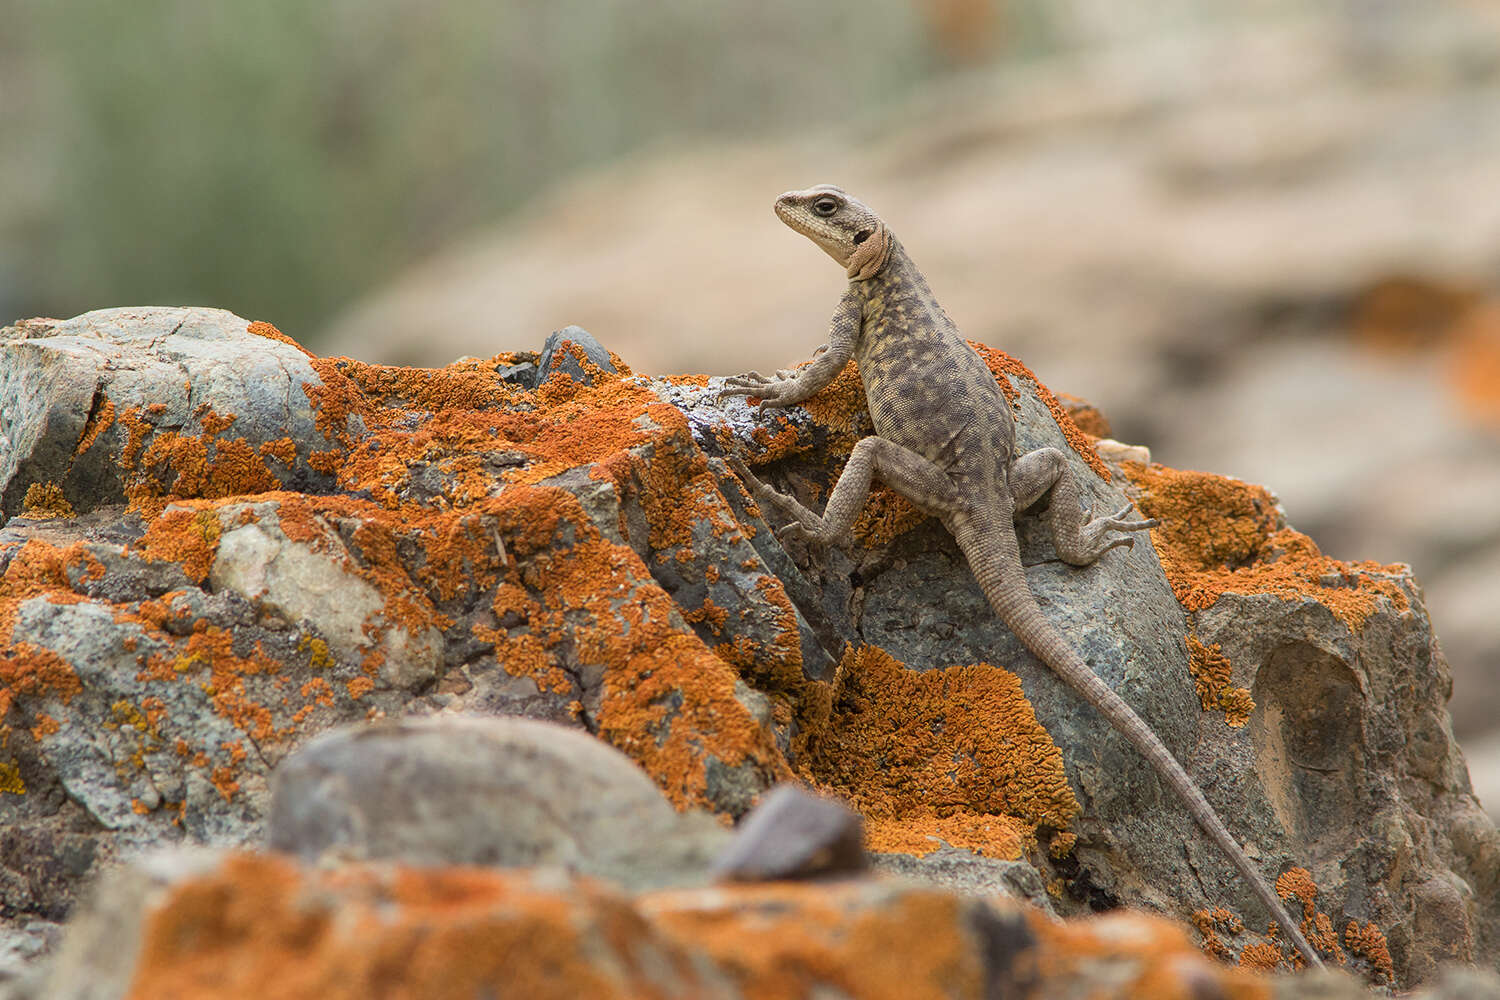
[711,783,866,881]
[537,325,616,386]
[268,715,731,891]
[872,847,1056,915]
[41,848,226,1000]
[0,307,346,520]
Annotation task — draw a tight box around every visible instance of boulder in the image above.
[268,715,729,890]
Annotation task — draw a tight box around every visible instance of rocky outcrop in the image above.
[1,307,1496,994]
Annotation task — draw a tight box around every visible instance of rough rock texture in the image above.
[0,306,1495,994]
[268,715,729,890]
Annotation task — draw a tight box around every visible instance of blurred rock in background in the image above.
[4,0,1499,817]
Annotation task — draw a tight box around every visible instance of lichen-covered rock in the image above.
[268,715,729,890]
[0,307,1495,993]
[0,308,349,520]
[40,847,1301,1000]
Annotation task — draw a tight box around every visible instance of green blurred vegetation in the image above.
[0,0,1004,341]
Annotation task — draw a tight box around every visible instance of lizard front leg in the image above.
[721,287,859,409]
[730,436,966,549]
[1010,447,1158,566]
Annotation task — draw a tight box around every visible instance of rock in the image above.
[711,783,867,881]
[268,715,730,890]
[0,311,1494,990]
[0,307,348,520]
[872,847,1056,915]
[40,847,1310,1000]
[537,325,616,387]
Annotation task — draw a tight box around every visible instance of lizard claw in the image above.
[720,371,803,408]
[775,521,812,546]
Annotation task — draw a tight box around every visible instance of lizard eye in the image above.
[811,196,838,217]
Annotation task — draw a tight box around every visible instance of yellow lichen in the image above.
[1185,636,1254,727]
[20,483,74,519]
[803,645,1077,859]
[0,761,24,795]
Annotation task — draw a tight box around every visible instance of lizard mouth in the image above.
[774,198,850,264]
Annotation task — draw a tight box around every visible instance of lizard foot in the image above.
[1059,505,1160,565]
[720,372,809,409]
[725,455,838,549]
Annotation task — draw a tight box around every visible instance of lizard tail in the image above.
[950,515,1324,969]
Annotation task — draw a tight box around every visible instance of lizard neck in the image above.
[844,224,897,281]
[849,237,921,296]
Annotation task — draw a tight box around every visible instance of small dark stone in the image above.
[711,783,867,881]
[538,325,616,387]
[494,361,538,388]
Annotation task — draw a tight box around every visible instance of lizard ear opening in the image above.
[846,224,891,280]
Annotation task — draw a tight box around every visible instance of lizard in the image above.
[720,184,1323,969]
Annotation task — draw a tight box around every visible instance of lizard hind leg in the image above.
[730,436,966,549]
[1011,447,1158,567]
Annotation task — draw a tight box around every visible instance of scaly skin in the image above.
[722,184,1323,969]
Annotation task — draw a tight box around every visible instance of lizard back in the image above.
[853,240,1015,504]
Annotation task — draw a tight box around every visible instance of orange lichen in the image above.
[246,320,315,358]
[1125,463,1409,630]
[137,624,279,742]
[346,677,374,700]
[1237,941,1285,972]
[1192,907,1245,963]
[124,854,719,1000]
[0,643,84,727]
[136,505,223,584]
[803,646,1077,859]
[1344,920,1394,984]
[1273,868,1343,967]
[74,395,117,456]
[1056,393,1111,439]
[119,850,1311,1000]
[1185,636,1253,727]
[210,764,240,802]
[852,487,930,547]
[20,483,74,519]
[1028,909,1271,1000]
[647,881,987,1000]
[30,713,59,742]
[121,407,282,517]
[682,597,729,636]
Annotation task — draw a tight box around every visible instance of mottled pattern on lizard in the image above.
[721,184,1323,969]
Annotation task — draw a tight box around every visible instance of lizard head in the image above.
[774,185,893,281]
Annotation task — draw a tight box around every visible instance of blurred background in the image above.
[4,0,1499,814]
